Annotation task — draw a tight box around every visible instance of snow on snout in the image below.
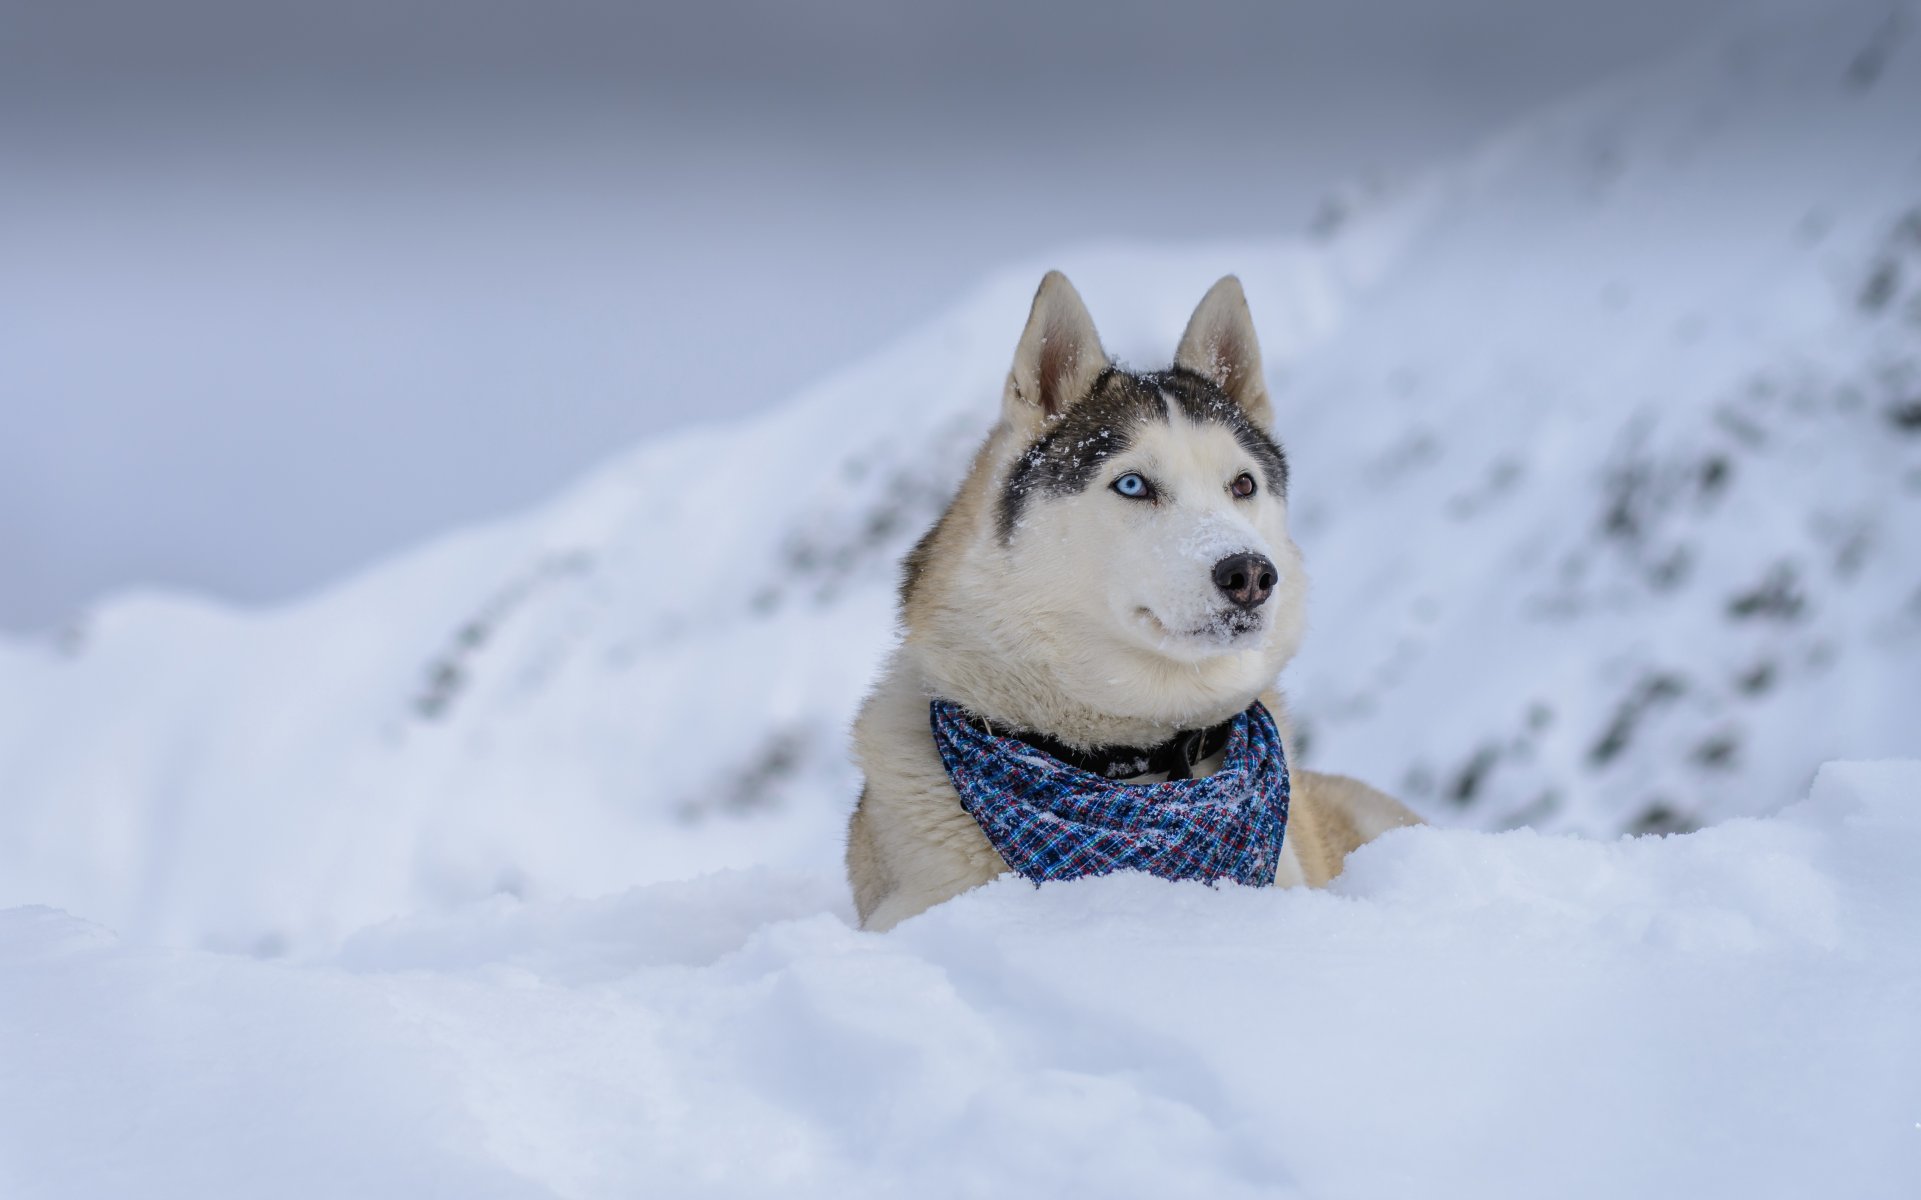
[1174,507,1269,573]
[1134,506,1274,637]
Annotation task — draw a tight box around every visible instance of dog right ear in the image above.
[1175,275,1272,428]
[1004,271,1109,435]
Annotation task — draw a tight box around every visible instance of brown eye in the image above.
[1230,472,1257,499]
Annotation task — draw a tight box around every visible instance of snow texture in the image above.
[3,761,1918,1198]
[2,2,1921,1194]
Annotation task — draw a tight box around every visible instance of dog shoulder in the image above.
[847,650,1011,929]
[1285,769,1422,887]
[1259,686,1419,886]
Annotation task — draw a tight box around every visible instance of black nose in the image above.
[1212,553,1277,609]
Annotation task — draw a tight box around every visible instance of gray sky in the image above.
[0,0,1751,631]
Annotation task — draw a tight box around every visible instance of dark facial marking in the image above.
[995,367,1288,541]
[1157,368,1290,498]
[996,369,1156,540]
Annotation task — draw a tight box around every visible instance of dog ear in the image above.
[1175,275,1272,427]
[1005,271,1109,433]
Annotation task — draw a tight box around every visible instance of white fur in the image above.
[846,272,1418,929]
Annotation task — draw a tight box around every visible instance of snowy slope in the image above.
[1281,2,1921,836]
[3,761,1918,1199]
[1,0,1919,961]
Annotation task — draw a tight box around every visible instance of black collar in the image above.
[957,710,1238,781]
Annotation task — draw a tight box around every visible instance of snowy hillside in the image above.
[2,0,1919,968]
[1280,3,1921,838]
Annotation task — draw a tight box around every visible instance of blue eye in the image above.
[1112,472,1151,499]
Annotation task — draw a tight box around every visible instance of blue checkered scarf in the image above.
[929,698,1291,887]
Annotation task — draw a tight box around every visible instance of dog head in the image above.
[906,272,1307,743]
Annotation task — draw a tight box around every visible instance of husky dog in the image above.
[847,272,1418,930]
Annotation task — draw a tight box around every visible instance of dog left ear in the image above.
[1006,271,1110,436]
[1175,276,1272,427]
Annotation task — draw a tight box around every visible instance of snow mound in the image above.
[1,0,1919,960]
[4,761,1916,1199]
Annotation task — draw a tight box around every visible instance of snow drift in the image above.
[3,761,1917,1198]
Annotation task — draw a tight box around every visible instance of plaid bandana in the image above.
[929,698,1291,887]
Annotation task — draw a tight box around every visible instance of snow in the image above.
[4,762,1918,1198]
[3,1,1921,1192]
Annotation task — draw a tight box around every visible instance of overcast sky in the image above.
[0,0,1753,631]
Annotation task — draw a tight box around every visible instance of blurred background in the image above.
[5,0,1918,954]
[0,0,1748,630]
